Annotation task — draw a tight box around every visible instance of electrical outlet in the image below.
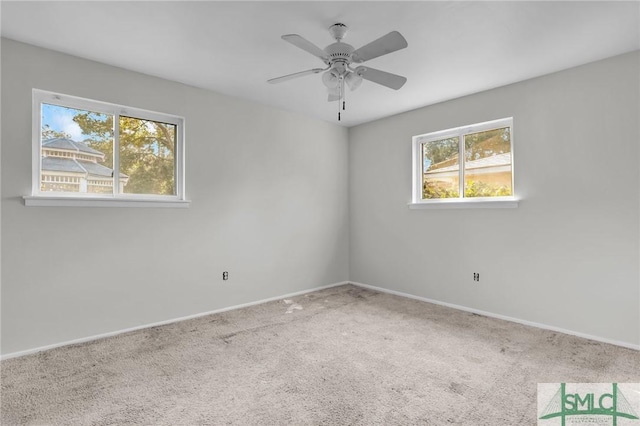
[473,272,480,282]
[222,271,229,281]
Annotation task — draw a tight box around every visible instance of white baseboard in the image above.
[4,280,636,360]
[0,281,350,360]
[350,281,640,351]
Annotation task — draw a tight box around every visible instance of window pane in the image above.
[119,116,176,196]
[463,127,512,197]
[421,137,460,199]
[41,104,114,194]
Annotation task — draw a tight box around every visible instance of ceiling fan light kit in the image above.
[268,23,408,121]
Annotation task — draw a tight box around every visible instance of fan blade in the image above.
[267,68,325,84]
[355,66,407,90]
[352,31,408,63]
[282,34,328,62]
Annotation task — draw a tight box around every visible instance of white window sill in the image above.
[409,198,519,209]
[23,195,191,208]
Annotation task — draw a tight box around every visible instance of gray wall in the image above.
[2,39,638,356]
[1,39,350,356]
[349,51,639,347]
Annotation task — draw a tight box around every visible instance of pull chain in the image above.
[337,77,343,121]
[343,78,346,111]
[337,77,345,121]
[343,88,346,111]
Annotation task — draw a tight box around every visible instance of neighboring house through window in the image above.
[41,137,129,193]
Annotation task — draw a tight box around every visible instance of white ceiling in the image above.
[2,1,638,127]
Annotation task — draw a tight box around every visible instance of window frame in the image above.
[410,117,518,209]
[26,89,189,208]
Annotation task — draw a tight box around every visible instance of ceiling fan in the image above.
[268,23,408,120]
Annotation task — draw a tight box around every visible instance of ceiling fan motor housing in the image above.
[324,42,355,74]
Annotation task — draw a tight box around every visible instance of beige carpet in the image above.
[1,285,638,425]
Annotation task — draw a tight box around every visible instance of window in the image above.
[411,117,517,208]
[27,89,188,207]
